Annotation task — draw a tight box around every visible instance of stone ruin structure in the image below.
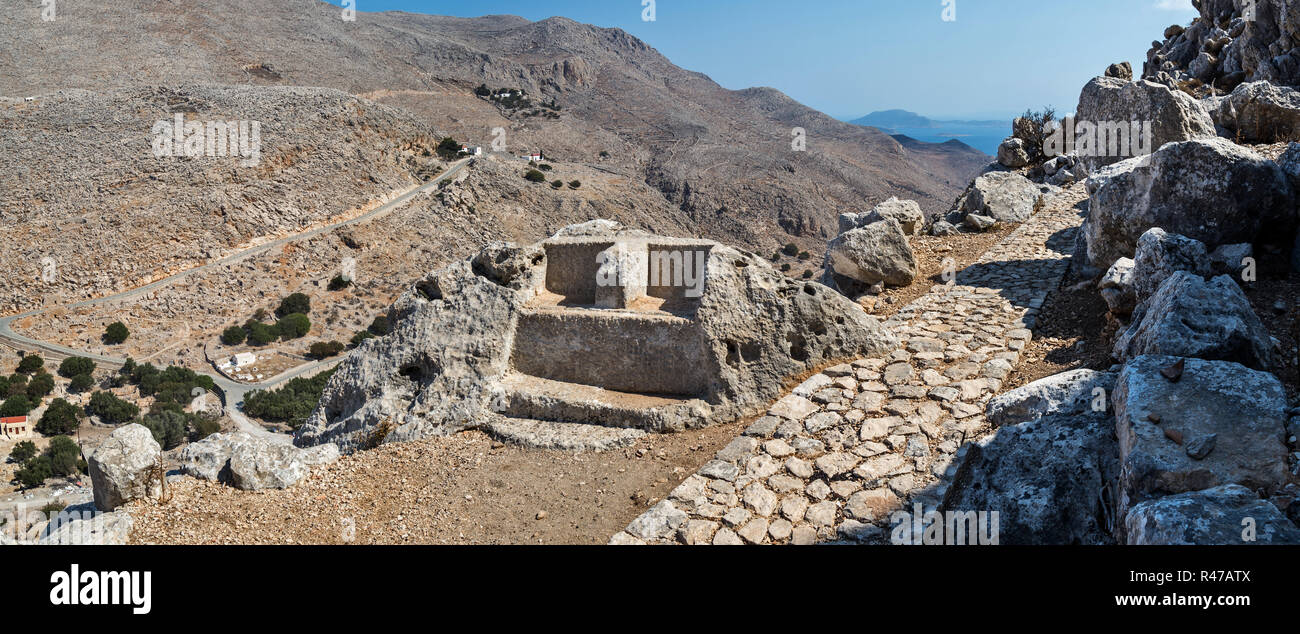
[295,221,897,452]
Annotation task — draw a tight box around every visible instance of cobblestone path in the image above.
[611,191,1087,545]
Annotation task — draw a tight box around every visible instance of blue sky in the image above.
[326,0,1199,120]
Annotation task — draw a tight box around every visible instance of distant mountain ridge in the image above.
[849,109,1008,130]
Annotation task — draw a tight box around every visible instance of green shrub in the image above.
[797,251,811,261]
[309,341,346,359]
[104,322,130,344]
[69,374,94,393]
[350,330,375,347]
[5,374,27,398]
[25,373,54,400]
[221,326,247,345]
[538,164,553,172]
[9,440,36,464]
[15,456,51,488]
[0,395,33,417]
[524,169,546,183]
[190,415,221,442]
[137,410,187,450]
[242,369,336,429]
[58,357,96,378]
[436,137,462,161]
[801,270,814,279]
[246,321,279,346]
[568,180,581,189]
[551,179,563,189]
[368,315,391,336]
[16,354,44,375]
[276,292,312,317]
[277,313,312,340]
[36,398,82,436]
[87,391,139,425]
[780,263,792,272]
[45,436,81,477]
[782,243,799,257]
[328,274,352,291]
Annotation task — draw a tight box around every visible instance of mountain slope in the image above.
[0,0,985,255]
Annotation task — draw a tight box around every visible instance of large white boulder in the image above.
[824,218,918,288]
[1084,138,1295,269]
[1075,77,1216,169]
[88,424,161,512]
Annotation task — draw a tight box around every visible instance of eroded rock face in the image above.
[1125,484,1300,545]
[39,506,133,545]
[960,170,1040,223]
[1144,0,1300,90]
[1084,138,1295,269]
[1114,272,1275,370]
[298,221,898,452]
[88,424,161,512]
[864,197,924,235]
[1113,355,1290,521]
[1215,81,1300,143]
[997,137,1029,168]
[1130,228,1211,305]
[182,432,338,490]
[1075,77,1216,169]
[838,197,924,236]
[986,369,1116,427]
[824,218,918,288]
[942,411,1118,545]
[1099,257,1136,317]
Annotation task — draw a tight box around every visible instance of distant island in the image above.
[848,109,1010,155]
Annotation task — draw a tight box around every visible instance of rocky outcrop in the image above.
[985,369,1115,427]
[959,170,1041,223]
[1112,355,1290,522]
[864,198,924,235]
[1215,81,1300,143]
[1074,77,1216,169]
[1084,138,1295,269]
[839,198,924,236]
[182,432,339,490]
[1144,0,1300,91]
[88,424,161,512]
[1099,257,1136,317]
[1130,228,1211,305]
[1105,61,1133,80]
[1114,272,1275,370]
[824,218,918,288]
[298,221,898,452]
[39,505,133,545]
[941,368,1122,545]
[1208,242,1252,277]
[997,138,1029,168]
[942,411,1118,545]
[1125,484,1300,545]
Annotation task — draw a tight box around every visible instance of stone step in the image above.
[511,307,708,396]
[481,416,647,452]
[499,373,711,432]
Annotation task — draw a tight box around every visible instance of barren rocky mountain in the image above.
[0,84,446,314]
[0,0,986,271]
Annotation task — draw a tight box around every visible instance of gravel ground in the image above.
[127,423,749,545]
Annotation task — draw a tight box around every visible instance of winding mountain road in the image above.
[0,159,472,439]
